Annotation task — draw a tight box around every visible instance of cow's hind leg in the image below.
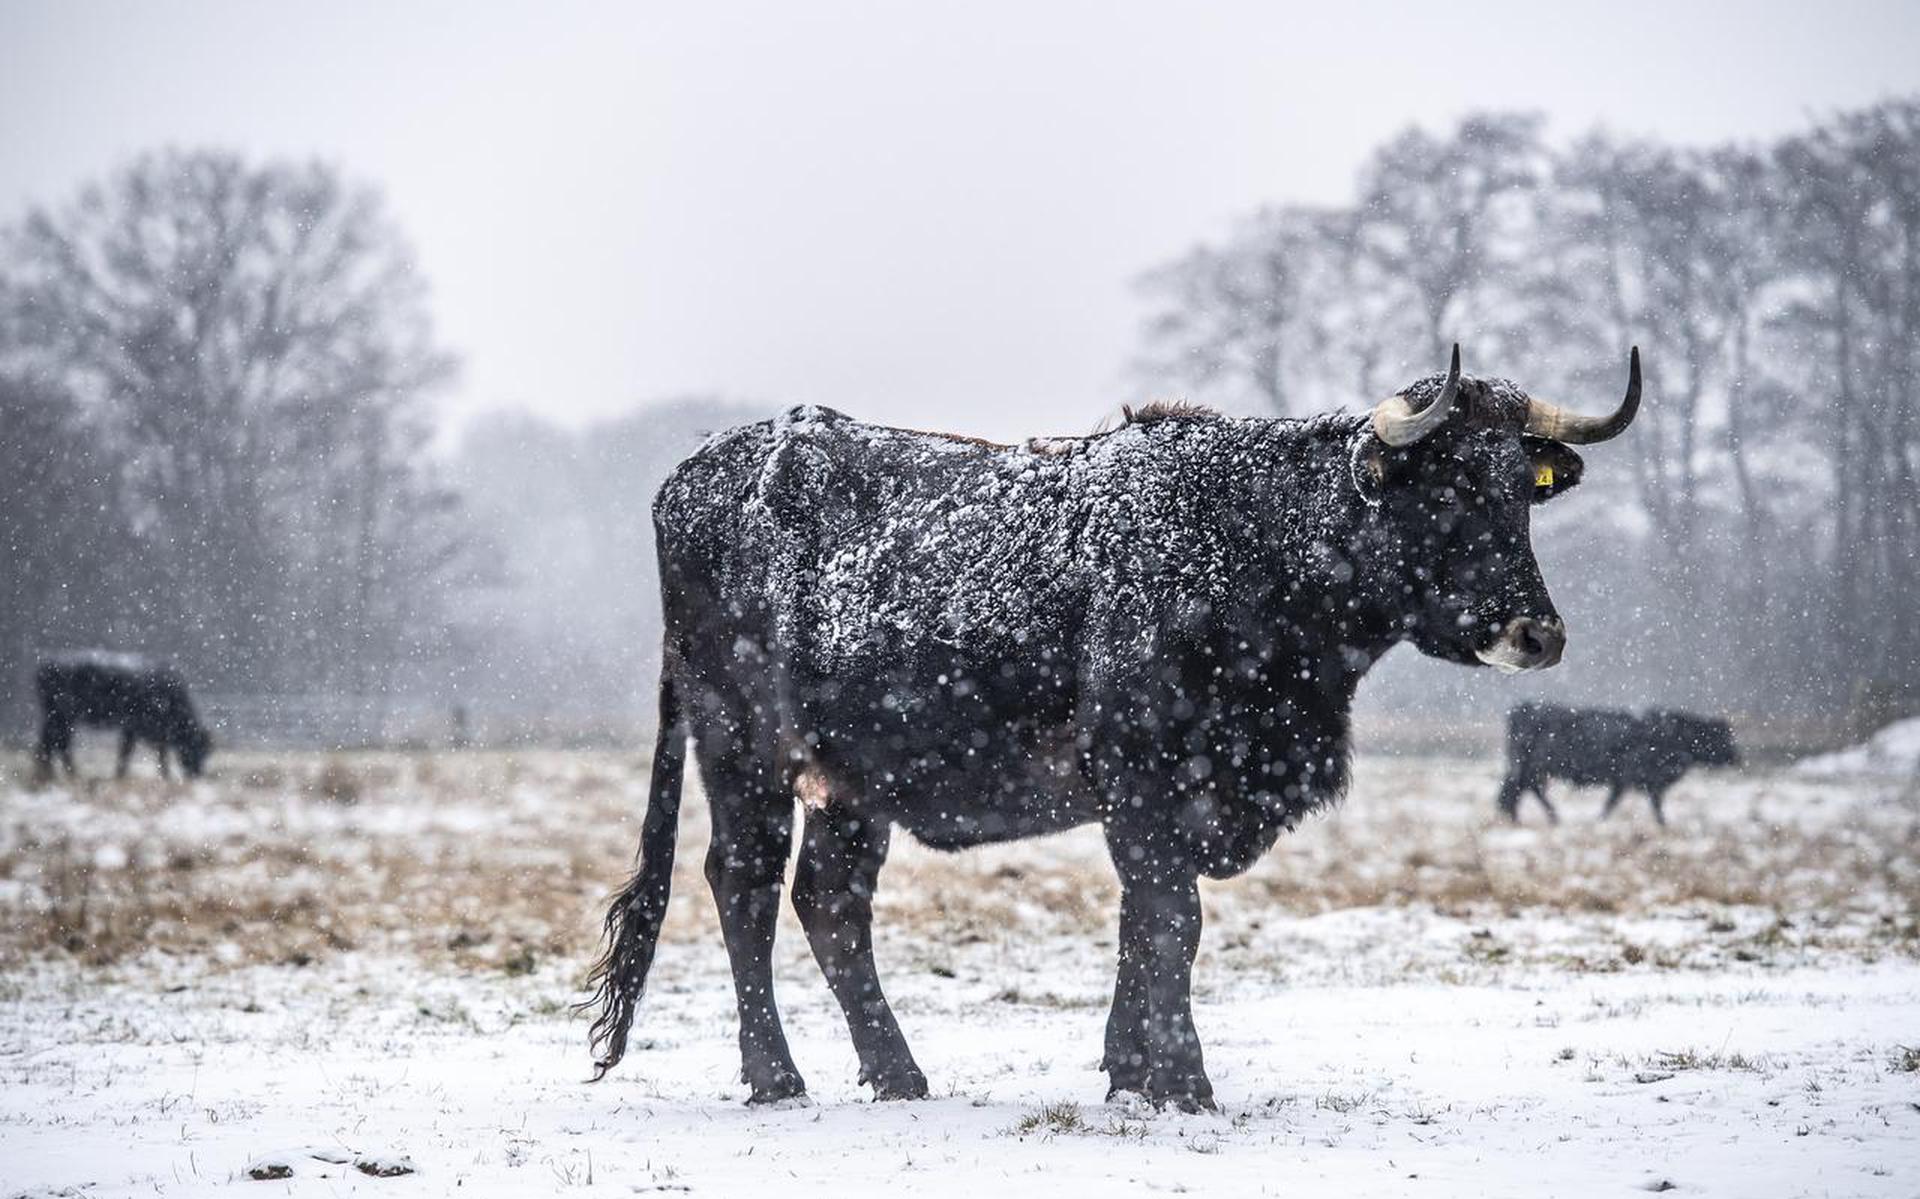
[701,751,807,1104]
[116,730,135,779]
[1107,831,1212,1112]
[791,808,927,1100]
[1599,785,1625,820]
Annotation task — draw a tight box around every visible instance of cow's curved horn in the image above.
[1372,343,1461,447]
[1524,347,1642,444]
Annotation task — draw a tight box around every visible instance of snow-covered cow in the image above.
[584,346,1642,1110]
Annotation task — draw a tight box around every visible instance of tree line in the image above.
[1136,101,1920,731]
[4,102,1916,747]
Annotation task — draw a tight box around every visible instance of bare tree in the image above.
[1135,206,1350,414]
[1355,112,1549,364]
[0,149,457,693]
[1777,103,1920,716]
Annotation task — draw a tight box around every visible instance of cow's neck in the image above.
[1233,416,1405,663]
[1216,414,1401,760]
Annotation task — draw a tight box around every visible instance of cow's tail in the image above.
[580,667,687,1080]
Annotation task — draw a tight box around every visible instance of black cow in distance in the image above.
[584,346,1643,1111]
[1498,701,1739,825]
[33,653,214,782]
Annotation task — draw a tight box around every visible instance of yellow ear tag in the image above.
[1534,463,1555,488]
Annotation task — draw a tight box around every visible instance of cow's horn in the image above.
[1372,343,1461,447]
[1524,347,1642,444]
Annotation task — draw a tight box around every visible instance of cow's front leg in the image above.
[1495,773,1525,822]
[32,718,62,783]
[116,730,135,778]
[1106,831,1212,1112]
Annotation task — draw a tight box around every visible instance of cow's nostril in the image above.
[1477,618,1564,672]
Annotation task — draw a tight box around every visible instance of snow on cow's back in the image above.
[652,403,1090,667]
[41,648,157,674]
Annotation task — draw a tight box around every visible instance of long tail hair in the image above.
[579,667,687,1080]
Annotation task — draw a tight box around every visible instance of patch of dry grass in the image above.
[1005,1101,1088,1138]
[0,751,645,973]
[1644,1048,1769,1073]
[0,749,1913,979]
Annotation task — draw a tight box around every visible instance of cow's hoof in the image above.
[1146,1077,1217,1113]
[1103,1046,1150,1100]
[745,1070,809,1106]
[867,1067,929,1101]
[1104,1075,1149,1102]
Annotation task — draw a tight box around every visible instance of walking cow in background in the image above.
[584,346,1644,1111]
[33,652,214,782]
[1498,701,1740,825]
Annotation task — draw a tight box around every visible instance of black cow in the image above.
[583,346,1643,1111]
[33,653,213,782]
[1497,701,1738,825]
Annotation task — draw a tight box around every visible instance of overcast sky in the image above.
[3,1,1918,439]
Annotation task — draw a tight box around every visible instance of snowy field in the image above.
[2,746,1917,1197]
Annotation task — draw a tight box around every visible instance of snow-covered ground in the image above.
[1795,716,1920,779]
[2,749,1916,1197]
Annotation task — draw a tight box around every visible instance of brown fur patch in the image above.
[1121,399,1218,426]
[794,767,832,811]
[880,401,1217,458]
[883,425,1013,450]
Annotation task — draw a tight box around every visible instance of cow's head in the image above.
[178,724,213,777]
[1352,345,1640,673]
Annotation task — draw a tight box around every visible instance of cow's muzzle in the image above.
[1475,616,1565,673]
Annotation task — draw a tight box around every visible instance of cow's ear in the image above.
[1523,437,1583,503]
[1350,437,1386,506]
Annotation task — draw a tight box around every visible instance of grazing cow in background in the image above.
[33,653,213,782]
[584,345,1643,1111]
[1498,701,1739,825]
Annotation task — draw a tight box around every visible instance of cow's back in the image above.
[36,653,194,728]
[37,655,141,723]
[1511,703,1644,787]
[654,405,1100,677]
